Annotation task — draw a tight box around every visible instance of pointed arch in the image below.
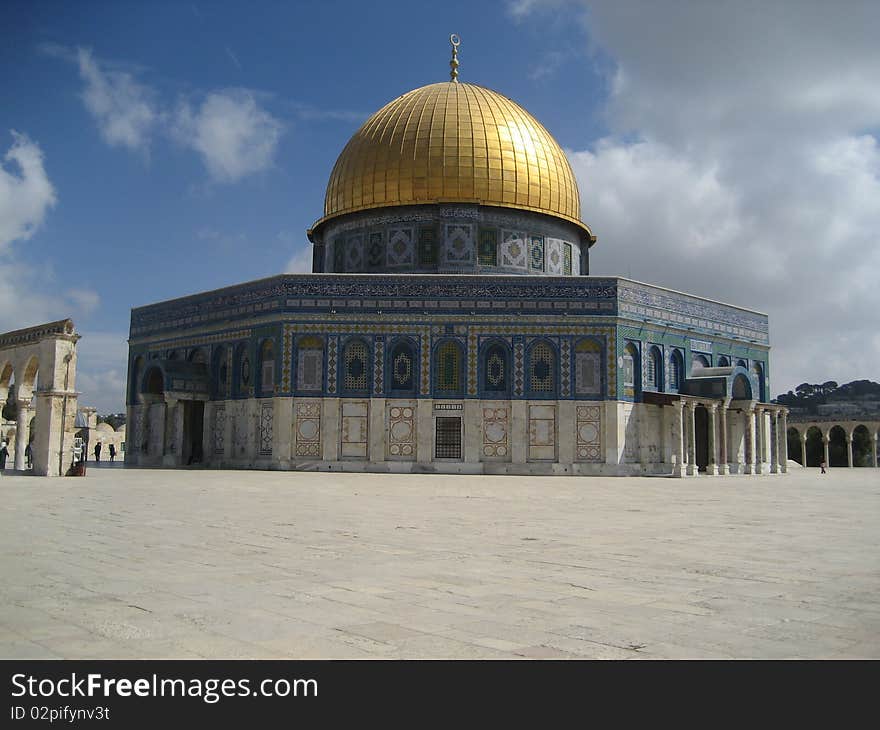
[645,345,663,392]
[387,337,418,396]
[480,339,510,397]
[623,342,640,396]
[527,339,558,398]
[433,339,464,397]
[341,337,371,395]
[669,349,684,392]
[574,337,602,397]
[295,335,324,394]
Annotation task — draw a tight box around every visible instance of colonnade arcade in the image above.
[661,395,789,477]
[787,420,880,468]
[0,319,79,476]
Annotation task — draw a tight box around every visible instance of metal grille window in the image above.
[343,340,369,393]
[435,417,462,459]
[483,344,507,392]
[529,341,555,393]
[389,341,415,392]
[435,341,462,393]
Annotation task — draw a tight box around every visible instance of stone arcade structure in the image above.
[0,319,80,476]
[788,413,880,469]
[125,47,787,476]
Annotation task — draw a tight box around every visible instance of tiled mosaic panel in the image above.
[340,400,369,459]
[576,404,602,462]
[343,339,369,392]
[514,340,525,396]
[259,401,273,456]
[563,242,572,275]
[327,336,338,394]
[530,342,555,393]
[483,345,507,393]
[374,338,384,394]
[213,405,226,455]
[546,238,564,275]
[529,235,544,272]
[500,230,527,269]
[560,339,571,397]
[386,401,416,460]
[478,228,497,266]
[294,400,322,458]
[345,235,364,271]
[481,405,509,460]
[575,351,602,396]
[528,404,556,461]
[435,341,462,392]
[442,223,474,265]
[389,341,415,392]
[387,227,415,267]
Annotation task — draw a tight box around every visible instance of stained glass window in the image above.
[478,228,497,266]
[435,340,462,393]
[343,340,369,393]
[529,341,555,393]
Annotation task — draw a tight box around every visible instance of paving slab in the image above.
[0,466,877,658]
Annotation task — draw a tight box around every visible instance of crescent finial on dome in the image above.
[449,34,460,83]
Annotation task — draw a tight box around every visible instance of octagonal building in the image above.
[126,53,787,476]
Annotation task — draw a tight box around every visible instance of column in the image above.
[686,401,696,476]
[671,401,684,477]
[823,433,830,470]
[770,410,779,474]
[718,401,729,475]
[873,433,878,468]
[13,399,29,470]
[744,407,755,474]
[780,410,788,473]
[706,403,718,475]
[754,407,764,475]
[800,435,807,468]
[846,433,853,468]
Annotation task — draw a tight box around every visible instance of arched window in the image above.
[646,346,662,391]
[574,338,602,396]
[717,355,730,367]
[482,342,509,396]
[188,348,207,365]
[736,358,748,369]
[669,350,684,391]
[752,362,765,402]
[212,347,230,399]
[342,338,370,395]
[296,336,324,393]
[258,339,275,396]
[128,356,144,405]
[434,340,464,396]
[233,343,249,396]
[622,343,639,392]
[528,340,557,396]
[692,353,710,371]
[388,339,417,395]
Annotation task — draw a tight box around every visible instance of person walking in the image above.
[0,440,8,473]
[108,443,116,463]
[24,441,32,469]
[820,460,827,474]
[94,441,102,462]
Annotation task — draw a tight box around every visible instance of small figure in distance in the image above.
[0,440,8,472]
[25,441,32,469]
[94,441,102,462]
[820,460,827,474]
[109,443,116,463]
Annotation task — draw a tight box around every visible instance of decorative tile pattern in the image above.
[343,339,369,392]
[373,337,385,394]
[259,401,273,456]
[435,341,462,393]
[442,224,474,265]
[481,405,509,460]
[467,332,478,396]
[213,405,226,454]
[514,339,525,396]
[560,338,571,397]
[530,341,555,393]
[294,400,322,458]
[340,400,369,459]
[546,238,564,275]
[563,243,572,275]
[500,230,527,269]
[387,227,414,267]
[528,404,556,461]
[575,338,602,396]
[478,228,497,266]
[420,334,431,395]
[231,402,247,457]
[483,344,507,394]
[386,402,416,460]
[389,340,415,392]
[327,336,337,393]
[296,337,324,392]
[576,404,602,462]
[529,236,545,272]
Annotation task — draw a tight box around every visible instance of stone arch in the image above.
[851,424,873,467]
[805,425,824,467]
[787,425,803,465]
[828,424,847,467]
[527,338,558,398]
[692,353,710,372]
[752,362,766,402]
[17,355,40,401]
[142,365,164,397]
[479,339,510,397]
[387,336,418,396]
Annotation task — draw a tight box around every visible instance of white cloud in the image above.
[0,131,56,252]
[76,48,158,153]
[173,90,284,183]
[279,231,312,273]
[73,331,129,413]
[514,0,880,394]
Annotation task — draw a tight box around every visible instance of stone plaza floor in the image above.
[0,465,878,659]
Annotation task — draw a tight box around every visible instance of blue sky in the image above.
[3,1,879,411]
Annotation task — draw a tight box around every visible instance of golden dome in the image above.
[311,82,592,238]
